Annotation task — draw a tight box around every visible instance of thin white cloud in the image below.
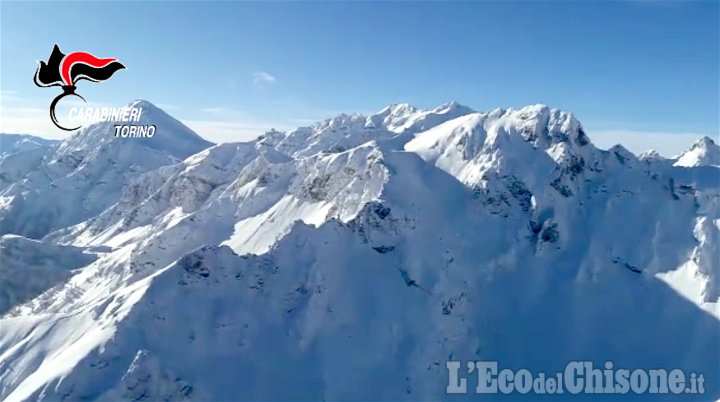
[200,107,243,116]
[590,129,714,159]
[253,71,276,86]
[1,90,21,103]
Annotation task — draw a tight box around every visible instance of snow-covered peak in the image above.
[313,112,367,131]
[607,143,638,164]
[127,99,160,110]
[56,99,213,162]
[367,103,421,132]
[375,103,419,117]
[695,135,717,148]
[259,101,477,158]
[400,104,615,214]
[375,101,475,134]
[637,149,665,161]
[431,100,472,114]
[404,104,594,183]
[674,135,720,167]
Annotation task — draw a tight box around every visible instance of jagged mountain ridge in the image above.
[258,100,475,158]
[0,101,718,401]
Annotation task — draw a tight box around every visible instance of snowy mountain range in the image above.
[0,134,58,159]
[0,100,718,401]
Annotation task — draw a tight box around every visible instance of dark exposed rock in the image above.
[399,269,418,287]
[372,245,395,253]
[520,126,537,142]
[577,127,589,146]
[373,204,391,219]
[567,156,585,176]
[442,292,466,315]
[550,177,573,197]
[178,252,210,278]
[613,257,642,274]
[505,177,533,212]
[540,222,559,243]
[624,263,642,274]
[307,176,330,201]
[529,220,543,234]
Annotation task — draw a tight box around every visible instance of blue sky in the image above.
[1,1,718,156]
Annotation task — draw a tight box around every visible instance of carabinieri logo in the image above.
[33,44,126,131]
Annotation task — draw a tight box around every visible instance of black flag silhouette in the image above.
[34,44,126,131]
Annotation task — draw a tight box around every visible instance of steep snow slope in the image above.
[30,141,388,316]
[0,101,213,239]
[0,235,99,315]
[0,102,718,401]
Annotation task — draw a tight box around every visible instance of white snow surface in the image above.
[0,101,718,401]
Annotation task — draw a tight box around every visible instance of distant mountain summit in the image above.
[674,136,720,167]
[56,99,213,161]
